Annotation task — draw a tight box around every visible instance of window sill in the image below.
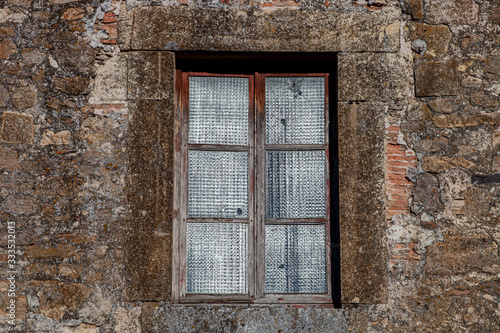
[177,294,333,307]
[173,303,336,309]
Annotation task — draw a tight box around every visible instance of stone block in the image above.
[8,0,32,7]
[490,1,500,25]
[12,86,37,109]
[338,53,409,102]
[55,41,95,69]
[0,9,28,24]
[484,56,500,76]
[0,84,9,108]
[425,0,479,25]
[412,174,443,215]
[471,92,499,109]
[0,38,17,59]
[61,8,85,21]
[414,137,449,153]
[25,244,76,259]
[428,97,459,114]
[409,23,451,59]
[402,0,423,19]
[338,102,387,304]
[123,6,400,52]
[0,111,34,144]
[25,263,57,278]
[57,234,98,243]
[422,156,475,173]
[28,281,92,321]
[22,49,46,66]
[114,307,141,333]
[414,60,458,97]
[53,76,90,95]
[49,0,79,4]
[0,26,15,37]
[460,76,482,89]
[425,234,499,276]
[140,302,347,332]
[40,130,72,146]
[462,187,491,222]
[89,54,126,102]
[432,113,499,128]
[127,52,174,100]
[62,324,99,333]
[3,194,36,214]
[58,263,82,279]
[0,146,19,170]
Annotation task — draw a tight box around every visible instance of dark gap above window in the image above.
[176,51,337,75]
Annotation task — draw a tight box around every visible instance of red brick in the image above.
[387,183,412,190]
[89,102,126,109]
[102,12,117,23]
[387,166,407,174]
[387,155,409,161]
[388,205,410,211]
[388,161,410,168]
[389,199,410,207]
[388,194,410,201]
[387,174,410,181]
[387,144,405,151]
[387,151,406,157]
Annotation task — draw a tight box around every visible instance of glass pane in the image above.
[189,76,249,145]
[265,224,326,293]
[189,151,248,218]
[266,76,325,144]
[266,150,326,218]
[187,223,248,294]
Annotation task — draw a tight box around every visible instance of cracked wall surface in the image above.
[0,0,499,332]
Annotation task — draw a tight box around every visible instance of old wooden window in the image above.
[173,67,335,305]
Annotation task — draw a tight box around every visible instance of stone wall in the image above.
[0,0,498,332]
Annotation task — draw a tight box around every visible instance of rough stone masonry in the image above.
[0,0,499,332]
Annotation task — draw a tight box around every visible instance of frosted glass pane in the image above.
[266,77,325,144]
[187,223,247,294]
[266,150,326,218]
[265,224,326,293]
[189,76,249,145]
[189,151,248,218]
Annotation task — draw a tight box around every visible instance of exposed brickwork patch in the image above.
[386,125,417,220]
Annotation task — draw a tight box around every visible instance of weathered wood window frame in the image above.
[173,70,334,305]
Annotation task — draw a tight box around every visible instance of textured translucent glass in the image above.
[265,224,326,293]
[266,150,326,218]
[187,223,248,294]
[189,151,248,218]
[266,77,325,144]
[189,76,249,145]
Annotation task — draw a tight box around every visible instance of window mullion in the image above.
[247,74,256,299]
[254,72,266,299]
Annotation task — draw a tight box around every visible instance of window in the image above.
[172,54,339,305]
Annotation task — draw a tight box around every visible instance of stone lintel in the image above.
[121,6,400,53]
